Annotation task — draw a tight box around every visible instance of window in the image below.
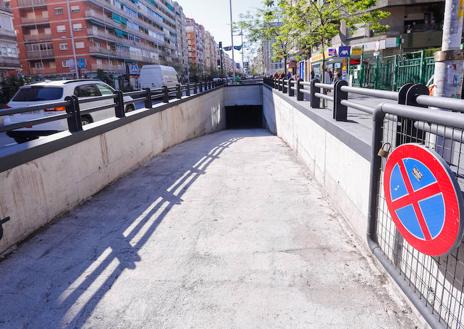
[34,62,44,69]
[12,86,64,102]
[74,84,101,97]
[75,41,84,49]
[72,23,82,31]
[54,7,64,15]
[96,83,114,96]
[57,25,66,33]
[59,43,68,50]
[71,5,80,12]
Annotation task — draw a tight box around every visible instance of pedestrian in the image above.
[323,69,331,84]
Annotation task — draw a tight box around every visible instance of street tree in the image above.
[237,0,295,74]
[282,0,389,81]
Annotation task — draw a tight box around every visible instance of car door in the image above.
[95,83,117,120]
[74,84,110,123]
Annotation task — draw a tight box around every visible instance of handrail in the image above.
[315,83,334,91]
[341,100,374,114]
[0,80,225,138]
[416,95,464,112]
[341,86,398,101]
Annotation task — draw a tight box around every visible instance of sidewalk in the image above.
[0,129,419,328]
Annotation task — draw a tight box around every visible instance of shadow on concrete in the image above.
[0,130,269,328]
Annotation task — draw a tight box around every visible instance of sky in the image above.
[179,0,263,65]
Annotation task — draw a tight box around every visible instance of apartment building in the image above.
[11,0,184,83]
[185,17,205,76]
[0,0,20,78]
[203,30,218,75]
[173,1,188,80]
[330,0,446,55]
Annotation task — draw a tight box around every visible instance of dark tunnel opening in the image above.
[225,106,263,129]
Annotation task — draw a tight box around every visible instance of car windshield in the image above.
[12,86,63,102]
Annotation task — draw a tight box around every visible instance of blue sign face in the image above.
[128,63,139,75]
[77,58,86,69]
[390,158,445,240]
[338,46,351,58]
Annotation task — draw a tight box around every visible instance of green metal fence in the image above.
[350,50,435,91]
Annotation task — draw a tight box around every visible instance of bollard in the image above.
[395,83,429,145]
[176,84,182,99]
[310,79,321,109]
[186,83,191,96]
[162,86,169,103]
[278,78,283,91]
[199,82,203,93]
[144,88,152,109]
[193,83,198,94]
[283,79,288,94]
[114,90,125,118]
[288,78,294,97]
[65,96,82,132]
[296,79,304,101]
[333,80,348,121]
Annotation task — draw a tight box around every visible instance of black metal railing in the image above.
[263,77,464,122]
[0,80,225,136]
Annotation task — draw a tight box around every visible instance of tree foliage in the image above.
[238,0,389,75]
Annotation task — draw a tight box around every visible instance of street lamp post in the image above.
[229,0,236,82]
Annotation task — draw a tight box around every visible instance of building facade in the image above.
[185,17,205,77]
[10,0,185,85]
[0,0,20,78]
[173,1,188,80]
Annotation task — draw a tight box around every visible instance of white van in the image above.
[139,65,179,90]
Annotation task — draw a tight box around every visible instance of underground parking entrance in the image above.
[225,105,263,129]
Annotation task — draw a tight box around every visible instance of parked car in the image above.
[4,79,134,143]
[139,65,179,89]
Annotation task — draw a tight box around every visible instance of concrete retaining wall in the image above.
[263,86,371,240]
[224,85,263,106]
[0,89,225,254]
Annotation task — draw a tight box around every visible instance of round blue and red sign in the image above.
[383,143,464,256]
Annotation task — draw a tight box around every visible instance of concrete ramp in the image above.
[0,130,419,328]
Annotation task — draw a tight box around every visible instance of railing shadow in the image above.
[0,130,268,328]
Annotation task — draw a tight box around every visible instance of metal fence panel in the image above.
[375,113,464,328]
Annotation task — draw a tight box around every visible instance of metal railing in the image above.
[368,102,464,329]
[0,80,224,136]
[265,75,464,329]
[264,77,436,121]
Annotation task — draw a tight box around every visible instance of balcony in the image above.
[17,0,47,7]
[86,10,166,47]
[0,56,20,68]
[26,49,54,59]
[24,33,52,42]
[20,16,50,25]
[89,46,130,58]
[30,66,57,75]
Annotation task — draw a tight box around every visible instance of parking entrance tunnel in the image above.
[225,105,263,129]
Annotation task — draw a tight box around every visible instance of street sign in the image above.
[127,63,139,75]
[338,46,351,58]
[327,48,337,57]
[383,144,464,256]
[77,58,86,69]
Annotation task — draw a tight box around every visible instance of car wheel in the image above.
[81,116,92,126]
[125,104,135,113]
